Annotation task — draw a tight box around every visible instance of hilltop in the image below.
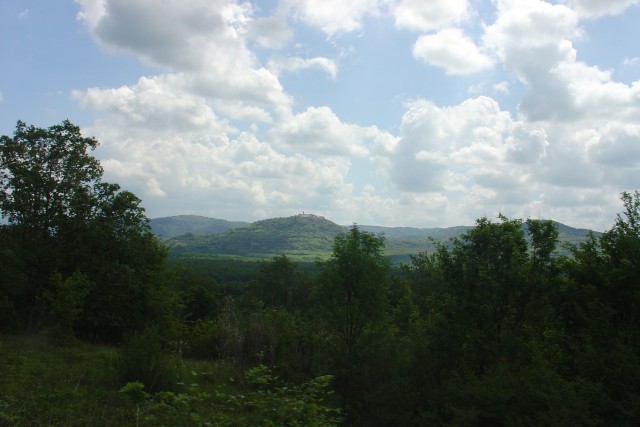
[164,214,344,260]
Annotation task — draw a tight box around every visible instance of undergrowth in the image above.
[0,333,339,426]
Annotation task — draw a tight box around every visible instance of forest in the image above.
[1,121,639,426]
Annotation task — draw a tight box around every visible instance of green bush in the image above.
[116,326,178,392]
[186,319,219,359]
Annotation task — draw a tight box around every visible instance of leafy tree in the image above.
[403,216,576,424]
[1,121,102,324]
[315,226,390,359]
[599,190,640,332]
[250,254,297,309]
[0,120,174,341]
[560,191,640,423]
[0,120,102,234]
[42,271,92,342]
[312,225,391,420]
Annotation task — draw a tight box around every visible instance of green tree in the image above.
[0,120,174,341]
[404,216,577,424]
[42,271,92,342]
[313,225,391,419]
[250,254,297,309]
[1,120,102,325]
[560,191,640,423]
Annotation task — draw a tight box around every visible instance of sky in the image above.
[1,0,640,231]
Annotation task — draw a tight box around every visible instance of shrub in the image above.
[116,326,178,392]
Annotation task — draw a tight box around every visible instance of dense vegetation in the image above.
[2,121,639,426]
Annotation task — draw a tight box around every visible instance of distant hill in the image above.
[150,215,248,238]
[152,214,601,263]
[165,214,344,260]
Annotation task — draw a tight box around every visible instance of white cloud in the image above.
[268,56,338,78]
[268,106,382,157]
[388,97,513,192]
[284,0,381,35]
[247,14,292,49]
[64,0,640,231]
[393,0,469,32]
[73,75,233,136]
[483,0,579,64]
[413,28,494,75]
[482,0,640,125]
[564,0,640,18]
[74,0,293,119]
[18,9,30,19]
[588,125,640,167]
[75,0,269,89]
[493,81,510,93]
[75,0,107,28]
[506,123,549,163]
[82,111,362,222]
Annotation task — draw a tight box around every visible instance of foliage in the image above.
[311,225,393,421]
[0,333,340,426]
[0,334,127,426]
[119,364,341,427]
[248,255,299,309]
[116,326,179,393]
[42,271,92,342]
[0,121,175,342]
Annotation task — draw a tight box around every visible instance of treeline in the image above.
[2,121,639,426]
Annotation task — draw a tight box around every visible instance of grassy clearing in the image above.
[0,334,129,425]
[0,334,340,426]
[0,334,232,426]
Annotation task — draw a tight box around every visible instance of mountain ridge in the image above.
[152,214,601,262]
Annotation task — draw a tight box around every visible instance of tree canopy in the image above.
[0,120,173,341]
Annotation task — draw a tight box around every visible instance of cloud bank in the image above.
[70,0,640,230]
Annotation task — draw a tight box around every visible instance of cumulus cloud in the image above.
[413,28,494,75]
[269,106,385,157]
[64,0,640,231]
[483,0,579,65]
[77,0,245,70]
[73,75,232,136]
[588,125,640,167]
[82,109,361,221]
[506,123,549,163]
[74,0,292,120]
[483,0,640,124]
[71,0,370,222]
[388,97,513,193]
[393,0,469,32]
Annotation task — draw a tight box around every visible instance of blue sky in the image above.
[2,0,639,230]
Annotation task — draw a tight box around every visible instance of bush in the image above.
[116,326,178,392]
[185,319,219,359]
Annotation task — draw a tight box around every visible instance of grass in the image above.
[0,334,129,426]
[0,333,340,426]
[0,334,235,426]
